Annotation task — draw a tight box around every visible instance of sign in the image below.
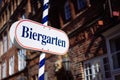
[10,19,69,55]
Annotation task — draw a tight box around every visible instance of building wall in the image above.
[0,0,120,80]
[47,0,106,80]
[46,0,120,80]
[0,0,42,80]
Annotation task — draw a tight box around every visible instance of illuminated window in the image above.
[9,56,14,75]
[18,49,26,71]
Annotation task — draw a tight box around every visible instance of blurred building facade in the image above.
[0,0,120,80]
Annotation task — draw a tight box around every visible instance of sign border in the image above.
[14,19,69,55]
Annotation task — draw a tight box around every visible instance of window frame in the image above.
[106,30,120,70]
[103,23,120,80]
[109,37,120,69]
[84,56,102,80]
[84,55,111,80]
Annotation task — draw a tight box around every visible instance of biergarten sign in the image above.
[10,19,69,55]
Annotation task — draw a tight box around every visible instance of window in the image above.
[109,37,120,69]
[9,56,14,75]
[3,35,8,53]
[64,0,71,20]
[84,61,102,80]
[18,49,26,71]
[72,0,88,14]
[77,0,86,10]
[2,61,7,78]
[84,63,92,80]
[103,24,120,80]
[0,38,3,56]
[102,57,111,78]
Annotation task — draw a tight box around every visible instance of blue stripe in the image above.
[42,15,48,24]
[38,73,44,80]
[39,58,45,68]
[43,3,49,11]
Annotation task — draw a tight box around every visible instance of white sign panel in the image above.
[10,21,20,44]
[10,19,69,55]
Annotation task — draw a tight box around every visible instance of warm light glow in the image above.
[113,11,120,16]
[98,20,104,26]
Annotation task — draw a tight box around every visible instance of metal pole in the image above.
[38,0,49,80]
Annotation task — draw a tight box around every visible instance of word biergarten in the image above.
[21,26,66,47]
